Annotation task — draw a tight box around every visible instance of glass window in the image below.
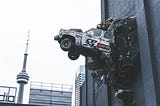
[86,28,102,37]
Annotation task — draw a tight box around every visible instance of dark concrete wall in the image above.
[81,0,160,106]
[94,84,108,106]
[100,0,160,106]
[85,57,94,106]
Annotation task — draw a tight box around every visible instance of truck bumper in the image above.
[54,35,59,41]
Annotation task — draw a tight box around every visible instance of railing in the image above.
[30,81,73,92]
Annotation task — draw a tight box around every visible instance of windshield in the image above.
[85,28,102,37]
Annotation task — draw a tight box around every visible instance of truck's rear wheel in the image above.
[68,50,80,60]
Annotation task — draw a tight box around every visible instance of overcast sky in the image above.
[0,0,100,104]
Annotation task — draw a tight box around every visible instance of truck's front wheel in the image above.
[60,38,73,51]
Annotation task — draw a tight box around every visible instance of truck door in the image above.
[81,28,102,48]
[96,31,110,52]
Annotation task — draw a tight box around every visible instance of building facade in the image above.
[81,0,160,106]
[29,82,73,106]
[0,86,17,103]
[75,65,85,106]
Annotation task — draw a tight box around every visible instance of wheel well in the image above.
[58,35,75,43]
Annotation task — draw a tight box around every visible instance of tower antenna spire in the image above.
[25,30,30,54]
[17,31,30,104]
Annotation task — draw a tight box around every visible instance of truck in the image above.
[54,28,112,60]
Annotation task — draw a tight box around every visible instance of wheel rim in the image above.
[62,41,71,49]
[60,39,73,51]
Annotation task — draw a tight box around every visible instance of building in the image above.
[81,0,160,106]
[75,65,85,106]
[29,81,73,106]
[0,86,40,106]
[0,86,38,106]
[0,86,17,103]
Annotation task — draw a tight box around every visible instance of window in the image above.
[86,28,102,37]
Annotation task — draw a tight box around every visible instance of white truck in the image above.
[54,28,112,60]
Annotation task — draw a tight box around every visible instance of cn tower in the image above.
[16,31,30,104]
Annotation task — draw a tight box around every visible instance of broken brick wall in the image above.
[81,0,160,106]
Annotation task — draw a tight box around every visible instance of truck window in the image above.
[86,28,102,37]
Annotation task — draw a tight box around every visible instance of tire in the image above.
[68,50,80,60]
[60,38,74,51]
